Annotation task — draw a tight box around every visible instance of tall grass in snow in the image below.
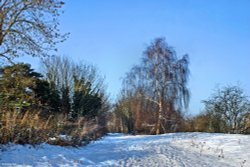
[0,110,104,146]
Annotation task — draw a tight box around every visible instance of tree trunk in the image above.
[156,96,163,135]
[0,8,4,45]
[135,99,141,134]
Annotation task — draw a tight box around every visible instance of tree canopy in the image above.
[0,63,43,110]
[0,0,67,62]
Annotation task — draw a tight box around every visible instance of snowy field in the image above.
[0,133,249,167]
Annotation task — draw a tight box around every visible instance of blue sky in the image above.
[22,0,250,115]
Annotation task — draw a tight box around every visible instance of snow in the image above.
[0,133,250,167]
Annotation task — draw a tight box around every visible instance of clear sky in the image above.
[22,0,250,115]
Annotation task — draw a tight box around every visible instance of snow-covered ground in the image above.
[0,133,249,167]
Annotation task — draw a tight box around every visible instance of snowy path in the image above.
[0,133,250,167]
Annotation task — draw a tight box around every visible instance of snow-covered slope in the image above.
[0,133,249,167]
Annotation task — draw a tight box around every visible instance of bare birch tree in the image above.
[123,38,190,134]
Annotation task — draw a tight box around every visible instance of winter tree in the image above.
[0,0,67,62]
[121,38,190,134]
[203,86,250,133]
